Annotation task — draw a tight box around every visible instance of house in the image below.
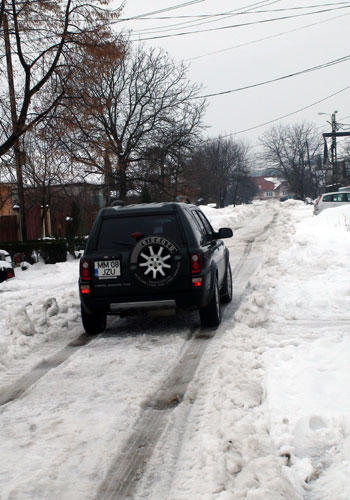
[25,182,105,240]
[0,182,105,242]
[0,183,19,242]
[251,176,291,200]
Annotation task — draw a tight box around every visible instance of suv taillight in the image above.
[315,195,321,206]
[80,258,92,280]
[190,253,202,274]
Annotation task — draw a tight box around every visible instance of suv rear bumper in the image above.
[110,299,176,312]
[80,278,213,315]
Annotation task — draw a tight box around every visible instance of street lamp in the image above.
[318,111,338,187]
[12,202,22,242]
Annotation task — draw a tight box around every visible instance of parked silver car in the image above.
[313,191,350,215]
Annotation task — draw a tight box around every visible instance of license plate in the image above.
[94,260,121,279]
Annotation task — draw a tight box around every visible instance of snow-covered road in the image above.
[1,201,350,500]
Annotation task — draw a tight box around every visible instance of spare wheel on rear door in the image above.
[130,236,182,288]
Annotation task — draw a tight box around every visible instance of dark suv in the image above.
[79,202,233,334]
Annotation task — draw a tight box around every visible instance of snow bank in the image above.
[243,202,350,498]
[0,261,81,370]
[178,200,350,499]
[200,202,265,230]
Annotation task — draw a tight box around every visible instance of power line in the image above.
[130,5,350,41]
[117,0,279,21]
[129,0,280,34]
[194,54,350,99]
[185,12,349,61]
[218,85,350,138]
[116,0,207,22]
[130,2,348,35]
[118,1,350,21]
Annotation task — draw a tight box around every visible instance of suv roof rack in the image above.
[110,200,125,208]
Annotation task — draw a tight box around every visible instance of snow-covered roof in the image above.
[264,177,282,189]
[251,176,283,191]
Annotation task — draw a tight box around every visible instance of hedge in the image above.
[0,239,67,264]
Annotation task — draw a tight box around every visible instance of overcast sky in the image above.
[115,1,350,153]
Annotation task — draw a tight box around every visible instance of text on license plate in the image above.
[94,260,121,279]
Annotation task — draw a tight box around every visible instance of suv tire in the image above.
[199,276,222,327]
[81,306,106,335]
[220,261,232,304]
[130,236,182,288]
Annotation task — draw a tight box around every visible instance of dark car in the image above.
[79,202,233,335]
[0,249,15,283]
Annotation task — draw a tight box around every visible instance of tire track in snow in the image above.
[95,209,277,500]
[0,334,94,409]
[226,209,276,313]
[96,334,210,500]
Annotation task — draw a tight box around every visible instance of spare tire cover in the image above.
[130,236,182,288]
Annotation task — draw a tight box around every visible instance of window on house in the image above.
[265,192,273,197]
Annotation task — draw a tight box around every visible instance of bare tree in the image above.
[259,122,321,199]
[0,0,122,239]
[22,126,86,237]
[55,44,206,202]
[132,132,201,202]
[0,0,121,155]
[186,136,252,207]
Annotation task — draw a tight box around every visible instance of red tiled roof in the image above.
[251,176,280,191]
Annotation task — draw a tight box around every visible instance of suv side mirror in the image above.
[216,227,233,239]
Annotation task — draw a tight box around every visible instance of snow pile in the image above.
[272,204,350,321]
[200,201,264,231]
[0,261,81,370]
[180,324,301,500]
[247,203,350,498]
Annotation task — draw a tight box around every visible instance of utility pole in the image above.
[323,115,350,188]
[3,13,27,240]
[305,140,317,198]
[330,112,338,186]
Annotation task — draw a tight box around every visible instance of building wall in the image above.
[25,183,104,240]
[0,184,13,216]
[0,215,18,242]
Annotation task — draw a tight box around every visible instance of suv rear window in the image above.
[97,214,183,250]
